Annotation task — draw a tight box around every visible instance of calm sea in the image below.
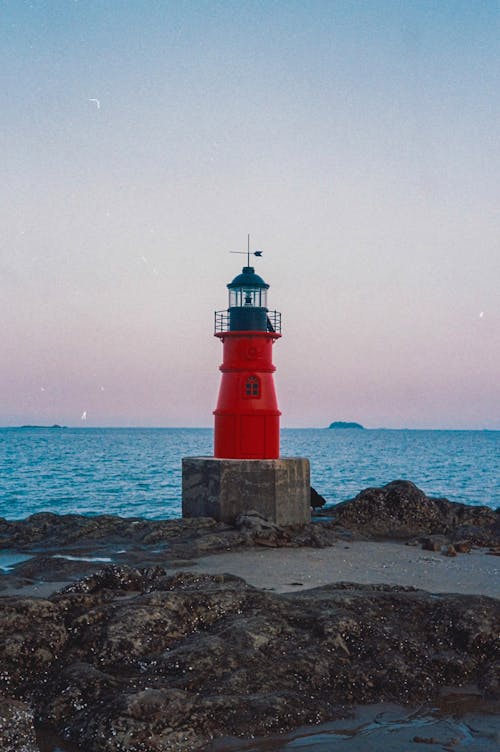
[0,428,498,520]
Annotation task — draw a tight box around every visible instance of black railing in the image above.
[214,310,282,334]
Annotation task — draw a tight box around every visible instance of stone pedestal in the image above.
[182,457,311,526]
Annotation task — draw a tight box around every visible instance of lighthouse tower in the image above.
[214,264,281,459]
[182,246,310,526]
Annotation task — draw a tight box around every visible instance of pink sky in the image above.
[1,2,499,429]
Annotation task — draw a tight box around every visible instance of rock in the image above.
[60,564,168,594]
[286,522,339,548]
[443,545,457,557]
[0,597,67,695]
[329,481,498,545]
[235,510,283,534]
[234,510,289,547]
[0,568,498,751]
[413,736,439,744]
[0,695,38,752]
[311,487,327,508]
[328,422,364,429]
[11,555,107,582]
[422,536,448,552]
[330,481,443,538]
[0,512,205,550]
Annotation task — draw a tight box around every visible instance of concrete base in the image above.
[182,457,311,526]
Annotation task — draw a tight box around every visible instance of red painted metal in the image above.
[214,330,281,459]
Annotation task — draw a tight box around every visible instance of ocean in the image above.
[0,427,498,520]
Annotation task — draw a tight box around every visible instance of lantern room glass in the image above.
[229,287,268,308]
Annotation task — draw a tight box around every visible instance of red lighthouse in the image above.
[213,260,281,459]
[182,246,310,526]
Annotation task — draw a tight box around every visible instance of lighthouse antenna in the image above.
[230,235,263,263]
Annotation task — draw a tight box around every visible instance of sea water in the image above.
[0,427,498,520]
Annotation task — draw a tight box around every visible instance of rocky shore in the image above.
[0,480,499,751]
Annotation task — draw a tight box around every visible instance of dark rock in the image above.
[450,524,498,547]
[454,541,472,554]
[11,555,106,582]
[0,568,498,751]
[311,487,327,508]
[443,545,457,557]
[422,536,448,552]
[331,481,443,538]
[285,521,339,548]
[60,564,168,594]
[0,597,68,695]
[235,510,283,535]
[0,695,38,752]
[413,737,439,744]
[329,480,498,545]
[0,513,222,551]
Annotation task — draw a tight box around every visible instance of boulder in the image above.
[329,480,498,544]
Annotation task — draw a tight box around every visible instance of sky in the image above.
[1,0,499,429]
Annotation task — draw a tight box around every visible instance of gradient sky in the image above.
[1,0,499,429]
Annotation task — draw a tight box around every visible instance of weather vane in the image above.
[230,234,263,267]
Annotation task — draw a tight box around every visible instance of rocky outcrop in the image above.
[0,566,498,751]
[0,513,223,550]
[326,480,499,545]
[0,510,339,557]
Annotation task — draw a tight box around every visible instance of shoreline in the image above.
[2,539,499,601]
[1,480,499,752]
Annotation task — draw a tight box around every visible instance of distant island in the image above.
[18,424,66,429]
[328,421,364,430]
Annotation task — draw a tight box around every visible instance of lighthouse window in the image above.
[229,288,268,308]
[244,376,260,398]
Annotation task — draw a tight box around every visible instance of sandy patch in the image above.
[179,541,500,598]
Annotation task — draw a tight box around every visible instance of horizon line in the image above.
[1,425,499,432]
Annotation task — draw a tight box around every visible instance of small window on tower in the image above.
[244,375,260,398]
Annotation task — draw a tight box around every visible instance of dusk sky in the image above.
[1,1,499,429]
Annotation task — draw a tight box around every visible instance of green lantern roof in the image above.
[227,266,269,289]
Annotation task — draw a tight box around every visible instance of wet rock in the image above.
[11,555,106,582]
[0,568,498,751]
[0,695,38,752]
